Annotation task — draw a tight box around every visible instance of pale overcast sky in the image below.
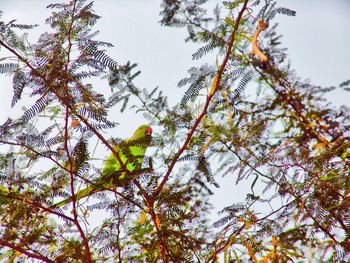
[1,0,349,217]
[1,0,349,118]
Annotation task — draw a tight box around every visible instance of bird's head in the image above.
[145,126,152,137]
[133,125,152,138]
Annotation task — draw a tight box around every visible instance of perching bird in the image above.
[54,125,152,207]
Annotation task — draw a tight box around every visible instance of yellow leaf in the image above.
[8,252,22,263]
[209,74,219,96]
[155,215,161,229]
[260,254,271,263]
[245,221,250,229]
[225,17,235,27]
[57,147,63,155]
[237,217,245,222]
[252,20,268,62]
[246,244,258,262]
[272,236,278,246]
[341,151,348,159]
[222,91,232,121]
[306,123,317,128]
[314,142,326,149]
[140,213,147,225]
[71,120,80,127]
[241,33,253,42]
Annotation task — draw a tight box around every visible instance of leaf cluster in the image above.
[0,0,349,262]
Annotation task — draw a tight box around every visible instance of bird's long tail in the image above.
[54,186,99,208]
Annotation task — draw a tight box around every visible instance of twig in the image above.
[153,0,250,198]
[252,20,268,62]
[0,240,55,263]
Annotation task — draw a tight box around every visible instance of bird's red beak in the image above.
[145,127,152,136]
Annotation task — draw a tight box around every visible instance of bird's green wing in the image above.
[0,186,11,205]
[54,125,152,208]
[101,124,152,182]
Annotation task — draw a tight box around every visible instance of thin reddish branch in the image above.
[63,2,92,262]
[0,4,98,262]
[205,225,245,263]
[153,0,249,198]
[0,41,126,173]
[224,129,343,246]
[2,192,75,224]
[133,180,174,261]
[247,50,331,147]
[0,34,126,174]
[0,240,55,263]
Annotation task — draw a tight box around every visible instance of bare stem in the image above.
[153,0,250,198]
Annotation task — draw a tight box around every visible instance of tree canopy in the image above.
[0,0,349,262]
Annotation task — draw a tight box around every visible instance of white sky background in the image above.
[0,0,350,224]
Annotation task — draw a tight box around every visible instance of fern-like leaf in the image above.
[11,23,38,29]
[70,138,89,174]
[47,3,66,9]
[93,50,118,70]
[179,64,216,106]
[19,95,53,124]
[180,79,205,106]
[223,0,246,10]
[192,43,214,60]
[267,7,296,23]
[275,7,296,16]
[11,71,26,107]
[233,71,254,97]
[0,63,18,74]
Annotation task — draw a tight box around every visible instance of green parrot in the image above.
[54,125,152,208]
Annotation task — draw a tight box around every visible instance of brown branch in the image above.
[245,50,331,147]
[224,134,344,242]
[153,0,250,198]
[132,179,174,261]
[0,31,126,173]
[0,173,76,224]
[242,53,345,202]
[0,240,55,263]
[63,2,92,262]
[0,4,96,262]
[224,140,342,246]
[205,224,245,263]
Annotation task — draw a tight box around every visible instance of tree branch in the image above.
[0,240,55,263]
[153,0,250,198]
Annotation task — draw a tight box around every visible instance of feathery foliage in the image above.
[0,0,349,262]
